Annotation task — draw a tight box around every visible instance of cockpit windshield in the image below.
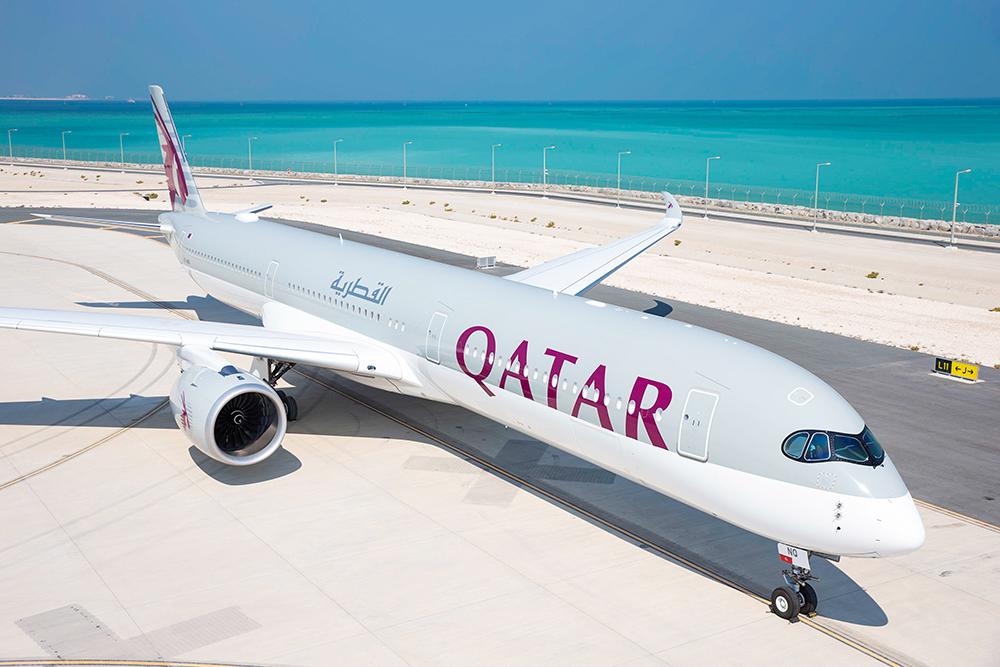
[782,426,885,467]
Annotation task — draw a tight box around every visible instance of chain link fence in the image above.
[6,143,996,227]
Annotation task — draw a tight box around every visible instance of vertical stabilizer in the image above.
[149,85,203,212]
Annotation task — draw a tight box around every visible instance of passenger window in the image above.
[833,434,869,463]
[804,433,831,462]
[782,431,809,459]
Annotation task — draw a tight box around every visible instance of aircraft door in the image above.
[677,389,718,462]
[264,261,279,299]
[425,312,448,363]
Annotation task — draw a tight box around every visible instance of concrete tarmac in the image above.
[1,210,998,666]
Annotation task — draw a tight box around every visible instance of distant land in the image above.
[0,94,136,102]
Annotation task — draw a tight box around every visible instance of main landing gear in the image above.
[254,358,299,422]
[770,543,819,621]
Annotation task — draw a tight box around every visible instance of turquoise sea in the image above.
[1,99,997,219]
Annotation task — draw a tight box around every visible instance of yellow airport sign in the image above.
[934,357,979,382]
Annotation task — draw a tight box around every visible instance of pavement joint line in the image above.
[0,399,169,493]
[1,218,37,225]
[913,498,1000,534]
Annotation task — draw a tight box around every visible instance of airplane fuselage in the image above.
[161,207,924,559]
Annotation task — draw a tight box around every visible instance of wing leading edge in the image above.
[0,307,403,380]
[505,191,682,296]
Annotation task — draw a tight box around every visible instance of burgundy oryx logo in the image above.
[179,391,191,431]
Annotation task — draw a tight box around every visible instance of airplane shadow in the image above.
[77,294,260,326]
[643,299,674,317]
[188,445,302,485]
[317,371,890,627]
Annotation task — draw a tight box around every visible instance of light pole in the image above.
[704,155,720,218]
[402,140,413,189]
[812,162,831,232]
[616,150,631,208]
[949,168,972,248]
[119,132,130,173]
[247,136,258,171]
[333,138,343,185]
[491,143,502,194]
[61,130,72,168]
[542,145,556,198]
[7,128,17,166]
[182,134,191,153]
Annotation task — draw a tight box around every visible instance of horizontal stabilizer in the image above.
[235,204,273,215]
[31,213,161,231]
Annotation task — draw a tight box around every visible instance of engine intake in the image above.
[169,364,286,465]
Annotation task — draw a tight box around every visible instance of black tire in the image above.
[284,395,299,422]
[771,586,800,620]
[800,583,818,616]
[276,389,288,400]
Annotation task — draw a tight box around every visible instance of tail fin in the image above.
[149,85,203,212]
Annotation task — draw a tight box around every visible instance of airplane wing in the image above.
[505,191,683,296]
[0,307,403,380]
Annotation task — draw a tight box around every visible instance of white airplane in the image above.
[0,86,924,620]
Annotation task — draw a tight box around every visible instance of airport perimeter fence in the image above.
[6,144,997,227]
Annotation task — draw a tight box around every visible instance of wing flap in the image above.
[506,191,682,296]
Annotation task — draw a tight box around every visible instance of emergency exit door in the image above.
[677,389,718,462]
[425,312,448,363]
[264,261,279,299]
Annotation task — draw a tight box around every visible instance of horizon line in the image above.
[2,96,999,105]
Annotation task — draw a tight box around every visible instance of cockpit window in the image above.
[804,432,831,461]
[833,434,868,462]
[782,431,809,459]
[860,427,885,466]
[782,425,886,467]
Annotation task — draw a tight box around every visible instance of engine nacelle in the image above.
[169,364,286,466]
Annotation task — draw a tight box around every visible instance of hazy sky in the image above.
[3,0,998,100]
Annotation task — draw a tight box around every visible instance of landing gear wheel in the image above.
[284,395,299,422]
[799,583,818,616]
[276,390,299,422]
[771,586,801,620]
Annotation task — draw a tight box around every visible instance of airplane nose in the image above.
[875,494,925,557]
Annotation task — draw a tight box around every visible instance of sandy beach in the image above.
[3,164,999,366]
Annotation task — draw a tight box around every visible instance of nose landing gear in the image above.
[770,543,819,620]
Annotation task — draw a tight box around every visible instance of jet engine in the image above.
[169,363,286,465]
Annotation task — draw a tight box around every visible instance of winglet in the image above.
[663,190,683,222]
